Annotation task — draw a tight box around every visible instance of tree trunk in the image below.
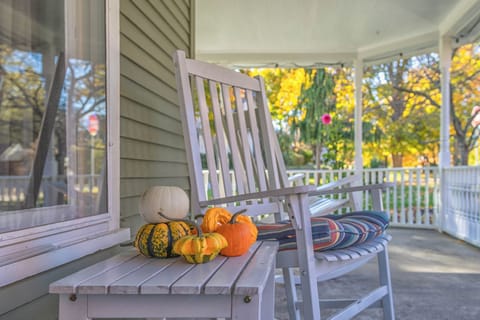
[315,143,321,170]
[454,138,469,165]
[392,153,403,167]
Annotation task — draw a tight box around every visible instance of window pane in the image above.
[0,0,107,233]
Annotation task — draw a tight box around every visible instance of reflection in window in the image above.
[0,0,107,232]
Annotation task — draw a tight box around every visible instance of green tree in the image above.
[247,68,313,164]
[391,43,480,165]
[363,56,441,167]
[290,69,336,169]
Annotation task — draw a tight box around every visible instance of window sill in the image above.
[0,228,130,287]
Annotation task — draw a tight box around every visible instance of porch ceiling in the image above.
[195,0,480,67]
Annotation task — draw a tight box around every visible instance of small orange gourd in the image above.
[200,207,232,232]
[216,211,258,257]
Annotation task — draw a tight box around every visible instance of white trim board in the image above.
[0,228,130,287]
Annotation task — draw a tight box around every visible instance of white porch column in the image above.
[439,35,452,168]
[354,59,364,171]
[439,35,453,232]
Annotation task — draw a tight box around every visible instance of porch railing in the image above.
[286,167,440,229]
[1,167,479,246]
[441,166,480,247]
[0,175,100,209]
[200,166,479,246]
[286,166,480,247]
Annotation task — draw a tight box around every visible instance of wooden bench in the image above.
[49,241,278,320]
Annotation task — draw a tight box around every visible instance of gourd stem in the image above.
[158,211,203,236]
[229,209,247,224]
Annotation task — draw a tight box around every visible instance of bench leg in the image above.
[261,265,276,320]
[232,293,261,320]
[231,266,276,320]
[58,294,91,320]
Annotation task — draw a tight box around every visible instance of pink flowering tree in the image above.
[290,69,347,169]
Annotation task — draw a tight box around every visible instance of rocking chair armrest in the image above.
[198,182,394,207]
[310,182,394,197]
[198,185,317,207]
[315,174,362,191]
[288,173,306,186]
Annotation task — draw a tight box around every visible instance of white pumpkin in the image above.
[139,186,189,223]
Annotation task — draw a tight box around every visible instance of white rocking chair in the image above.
[173,50,395,320]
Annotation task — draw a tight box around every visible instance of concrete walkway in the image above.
[274,228,480,319]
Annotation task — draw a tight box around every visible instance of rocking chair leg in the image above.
[378,247,395,320]
[283,267,301,320]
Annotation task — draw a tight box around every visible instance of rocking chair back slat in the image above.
[195,76,221,198]
[245,90,268,192]
[207,80,234,197]
[233,86,257,194]
[175,51,284,217]
[220,83,247,197]
[174,55,206,212]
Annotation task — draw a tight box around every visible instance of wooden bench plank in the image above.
[234,241,278,296]
[171,255,227,294]
[49,250,138,294]
[108,258,176,294]
[77,255,151,294]
[204,242,260,295]
[140,259,195,294]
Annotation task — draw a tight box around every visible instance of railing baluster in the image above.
[424,168,430,226]
[393,170,399,224]
[385,169,391,217]
[407,169,413,224]
[416,169,422,226]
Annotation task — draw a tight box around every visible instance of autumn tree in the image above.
[363,56,441,167]
[392,43,480,165]
[246,42,480,168]
[290,69,354,169]
[0,45,106,177]
[247,68,313,164]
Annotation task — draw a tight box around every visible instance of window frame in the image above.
[0,0,129,287]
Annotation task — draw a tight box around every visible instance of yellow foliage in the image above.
[247,68,314,120]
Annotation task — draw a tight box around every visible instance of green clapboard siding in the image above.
[119,0,192,236]
[0,1,193,319]
[0,246,121,319]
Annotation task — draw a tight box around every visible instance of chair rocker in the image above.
[173,50,395,320]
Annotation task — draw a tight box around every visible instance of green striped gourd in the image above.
[134,221,192,258]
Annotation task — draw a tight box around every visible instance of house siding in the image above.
[0,1,193,319]
[119,0,191,233]
[0,246,121,320]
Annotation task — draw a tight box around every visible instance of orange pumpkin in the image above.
[201,208,258,239]
[216,211,258,257]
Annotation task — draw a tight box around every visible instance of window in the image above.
[0,0,127,287]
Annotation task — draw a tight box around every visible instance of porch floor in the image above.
[274,228,480,320]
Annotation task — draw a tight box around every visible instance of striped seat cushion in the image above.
[256,211,389,252]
